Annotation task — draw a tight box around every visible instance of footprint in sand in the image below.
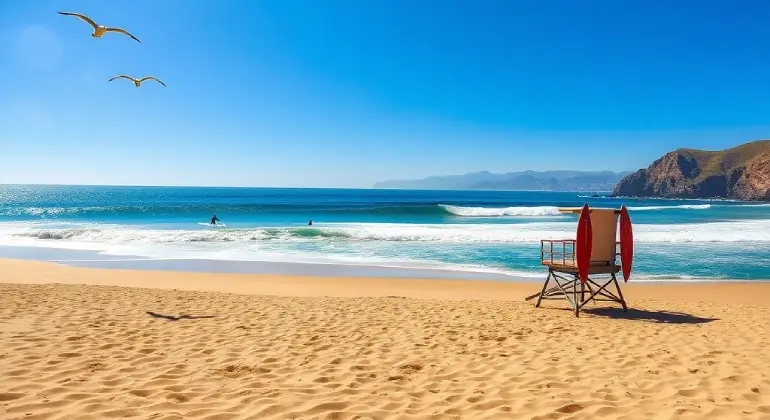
[556,403,584,414]
[59,352,82,358]
[129,389,153,398]
[0,393,26,402]
[398,362,424,374]
[165,393,190,403]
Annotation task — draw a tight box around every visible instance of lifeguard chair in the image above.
[525,204,634,317]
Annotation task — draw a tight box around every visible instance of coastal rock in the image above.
[613,140,770,200]
[733,150,770,201]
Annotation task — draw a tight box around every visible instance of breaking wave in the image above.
[438,205,562,217]
[3,202,744,220]
[5,219,770,244]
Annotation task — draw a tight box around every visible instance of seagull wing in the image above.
[108,75,136,83]
[57,12,99,30]
[105,27,141,43]
[139,76,167,87]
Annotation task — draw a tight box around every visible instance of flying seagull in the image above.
[57,12,141,43]
[109,75,167,87]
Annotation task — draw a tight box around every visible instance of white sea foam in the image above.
[441,203,718,216]
[2,220,769,281]
[0,232,538,279]
[3,218,770,246]
[440,205,563,217]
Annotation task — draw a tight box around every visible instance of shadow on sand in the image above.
[583,307,718,324]
[146,311,217,321]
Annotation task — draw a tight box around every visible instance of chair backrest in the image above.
[587,208,618,263]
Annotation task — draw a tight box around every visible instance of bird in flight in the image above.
[57,12,141,43]
[109,75,167,88]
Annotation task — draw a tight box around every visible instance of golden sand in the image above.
[1,259,769,419]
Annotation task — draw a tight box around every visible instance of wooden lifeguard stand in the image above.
[525,204,634,317]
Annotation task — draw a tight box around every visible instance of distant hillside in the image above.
[613,140,770,201]
[373,170,632,191]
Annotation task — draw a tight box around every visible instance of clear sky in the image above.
[1,0,769,188]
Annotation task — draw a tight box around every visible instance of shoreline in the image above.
[0,245,531,282]
[2,258,770,305]
[2,244,769,284]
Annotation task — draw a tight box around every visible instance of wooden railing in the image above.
[540,239,576,266]
[540,239,622,266]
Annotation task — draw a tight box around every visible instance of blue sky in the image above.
[1,0,769,188]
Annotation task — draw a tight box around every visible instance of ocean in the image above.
[1,185,769,281]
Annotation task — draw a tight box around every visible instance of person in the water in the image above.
[308,220,313,226]
[211,215,220,225]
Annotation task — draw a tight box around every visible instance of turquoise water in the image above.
[1,185,769,280]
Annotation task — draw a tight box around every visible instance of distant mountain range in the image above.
[373,170,633,191]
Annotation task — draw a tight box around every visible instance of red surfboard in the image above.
[619,205,634,282]
[575,203,592,283]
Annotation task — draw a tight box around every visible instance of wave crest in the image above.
[7,201,769,220]
[439,205,562,217]
[6,219,770,244]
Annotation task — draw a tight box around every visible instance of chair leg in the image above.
[585,281,596,305]
[574,275,580,317]
[612,274,628,311]
[535,271,552,308]
[534,271,628,317]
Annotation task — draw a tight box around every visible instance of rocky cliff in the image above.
[613,140,770,201]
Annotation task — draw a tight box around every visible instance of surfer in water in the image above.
[211,215,220,225]
[308,220,313,226]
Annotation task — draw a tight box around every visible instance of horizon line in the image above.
[0,183,620,192]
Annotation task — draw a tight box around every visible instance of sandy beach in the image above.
[1,259,770,420]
